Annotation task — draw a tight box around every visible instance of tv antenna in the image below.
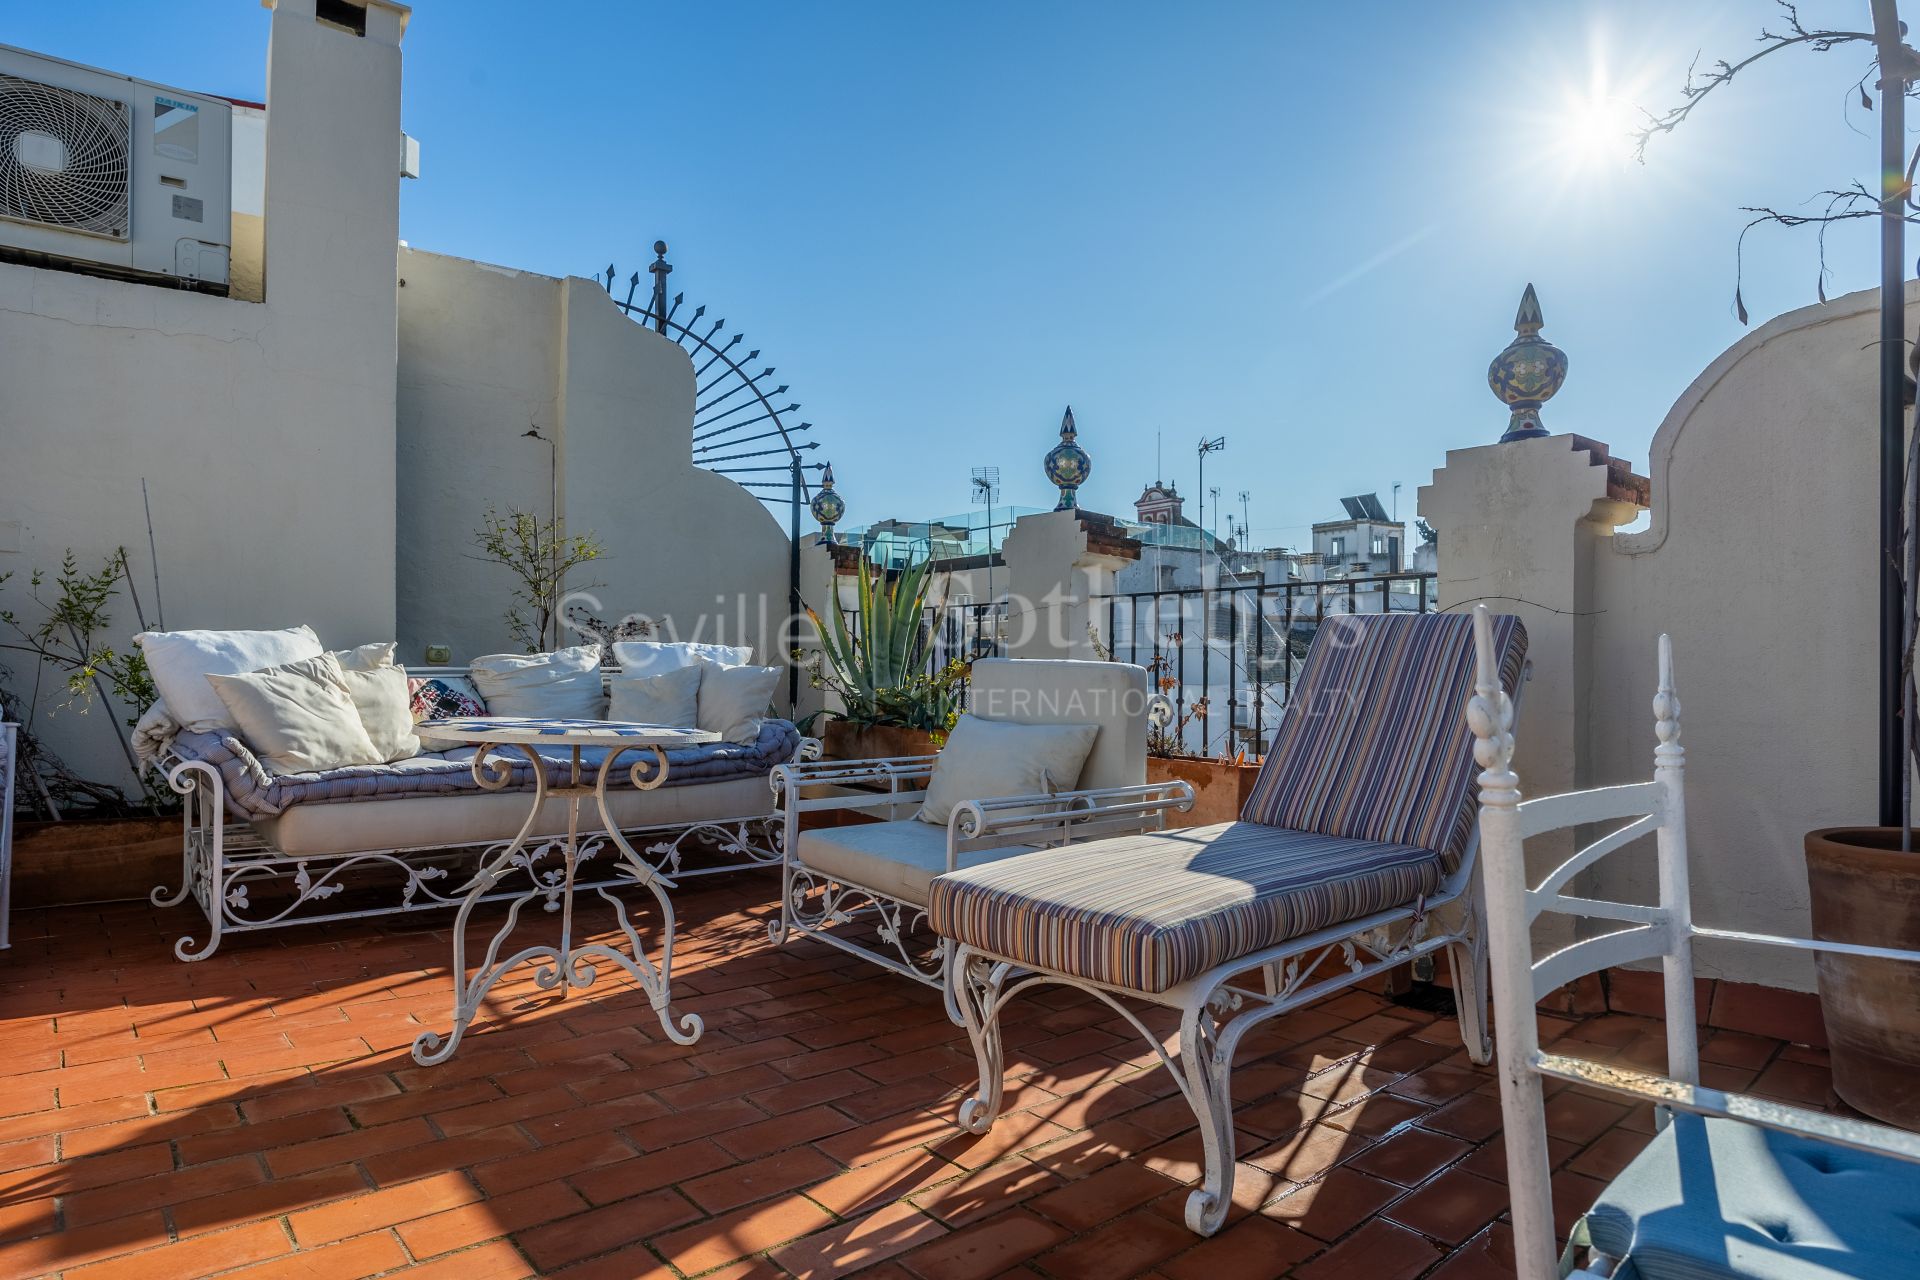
[971,465,1001,601]
[1196,436,1226,540]
[1238,491,1251,548]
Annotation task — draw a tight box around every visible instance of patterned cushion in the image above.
[407,676,487,723]
[927,821,1443,993]
[1240,613,1527,872]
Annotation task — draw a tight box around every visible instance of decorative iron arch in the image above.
[598,241,826,511]
[598,240,823,711]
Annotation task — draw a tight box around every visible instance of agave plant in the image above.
[799,555,967,736]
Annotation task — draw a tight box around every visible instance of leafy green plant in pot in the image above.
[796,554,967,759]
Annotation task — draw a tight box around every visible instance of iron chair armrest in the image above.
[947,779,1195,851]
[773,754,937,792]
[771,753,939,821]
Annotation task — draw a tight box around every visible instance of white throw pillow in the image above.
[469,645,606,719]
[137,626,324,733]
[205,654,384,776]
[341,666,421,761]
[696,663,781,744]
[608,664,704,727]
[331,641,398,672]
[611,640,753,679]
[916,716,1100,826]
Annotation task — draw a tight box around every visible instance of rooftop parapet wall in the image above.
[1425,281,1920,994]
[0,0,407,792]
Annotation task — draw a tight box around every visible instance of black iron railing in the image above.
[1094,572,1438,759]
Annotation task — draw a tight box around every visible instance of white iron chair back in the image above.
[1469,605,1920,1279]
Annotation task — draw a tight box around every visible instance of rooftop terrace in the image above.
[0,876,1841,1280]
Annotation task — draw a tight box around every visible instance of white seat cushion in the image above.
[797,819,1039,905]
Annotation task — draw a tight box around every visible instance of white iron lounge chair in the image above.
[1470,606,1920,1279]
[769,658,1193,1014]
[930,610,1530,1235]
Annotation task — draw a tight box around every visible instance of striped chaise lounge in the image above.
[929,610,1528,1236]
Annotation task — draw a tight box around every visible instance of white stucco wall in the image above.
[395,252,791,667]
[1422,282,1920,994]
[1586,283,1920,992]
[0,0,404,793]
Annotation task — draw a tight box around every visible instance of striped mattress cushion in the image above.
[926,821,1443,993]
[1240,612,1527,873]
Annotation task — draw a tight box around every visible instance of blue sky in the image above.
[13,1,1898,546]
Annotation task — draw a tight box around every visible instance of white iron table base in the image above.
[407,719,717,1065]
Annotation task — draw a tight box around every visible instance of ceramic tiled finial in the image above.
[1488,283,1567,442]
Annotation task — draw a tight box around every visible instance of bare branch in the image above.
[1634,1,1872,162]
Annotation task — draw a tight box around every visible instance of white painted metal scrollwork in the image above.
[411,733,706,1065]
[780,863,945,983]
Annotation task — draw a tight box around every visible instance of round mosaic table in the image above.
[407,717,721,1065]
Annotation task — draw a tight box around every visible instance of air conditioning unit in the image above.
[0,45,230,293]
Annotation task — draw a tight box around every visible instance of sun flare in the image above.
[1555,91,1638,171]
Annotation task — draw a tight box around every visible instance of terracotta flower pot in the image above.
[820,721,942,762]
[1146,756,1262,829]
[12,814,181,908]
[1804,826,1920,1129]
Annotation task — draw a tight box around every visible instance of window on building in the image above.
[1330,537,1344,557]
[1371,536,1385,555]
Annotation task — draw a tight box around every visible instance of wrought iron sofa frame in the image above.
[150,665,818,962]
[1473,609,1920,1278]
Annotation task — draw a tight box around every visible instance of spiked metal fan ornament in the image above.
[598,241,825,510]
[1044,406,1091,511]
[1488,284,1566,443]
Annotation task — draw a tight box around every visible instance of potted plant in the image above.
[1803,422,1920,1126]
[1135,647,1263,828]
[799,554,967,759]
[1,548,181,906]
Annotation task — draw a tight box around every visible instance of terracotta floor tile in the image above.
[66,1220,293,1280]
[0,879,1813,1280]
[1345,1126,1471,1186]
[1294,1217,1442,1280]
[1542,1088,1632,1146]
[1157,1210,1319,1280]
[1262,1167,1404,1243]
[684,1145,843,1215]
[515,1187,701,1272]
[899,1207,1066,1280]
[1751,1058,1837,1108]
[769,1201,948,1279]
[1383,1169,1508,1245]
[398,1179,588,1258]
[1031,1159,1184,1231]
[652,1194,834,1274]
[288,1170,481,1245]
[1427,1221,1517,1280]
[1036,1206,1195,1280]
[211,1230,410,1280]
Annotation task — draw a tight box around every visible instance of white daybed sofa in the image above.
[150,661,813,961]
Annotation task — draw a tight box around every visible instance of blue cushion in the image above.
[1586,1114,1920,1280]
